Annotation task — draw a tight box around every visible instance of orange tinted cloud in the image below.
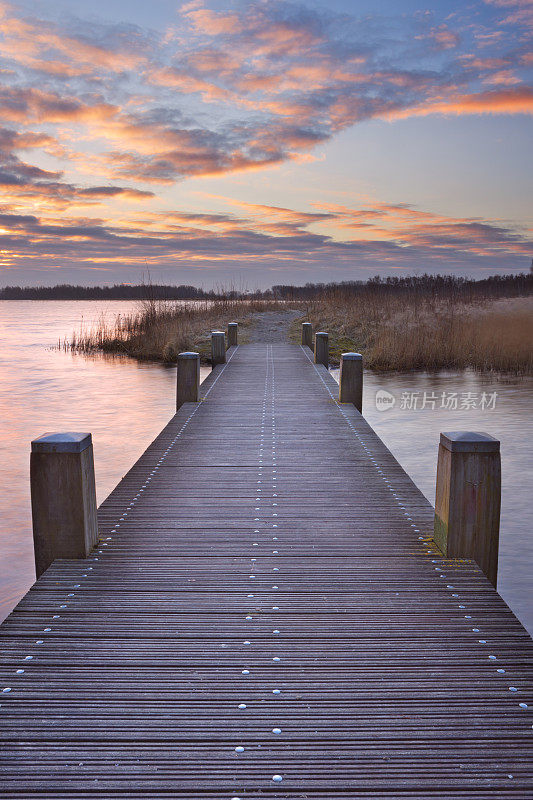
[0,197,529,284]
[483,69,521,84]
[1,0,530,198]
[386,87,533,119]
[0,4,146,76]
[0,87,117,124]
[484,0,533,29]
[0,0,530,275]
[148,67,230,101]
[422,25,461,49]
[187,48,242,73]
[183,6,244,35]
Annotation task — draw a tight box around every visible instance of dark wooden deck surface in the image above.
[1,343,532,798]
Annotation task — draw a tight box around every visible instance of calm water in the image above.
[0,301,531,634]
[0,301,210,621]
[332,367,532,633]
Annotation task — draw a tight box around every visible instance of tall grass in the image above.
[67,297,287,362]
[67,279,532,374]
[301,289,533,374]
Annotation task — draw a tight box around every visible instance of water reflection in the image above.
[0,301,209,621]
[331,367,533,634]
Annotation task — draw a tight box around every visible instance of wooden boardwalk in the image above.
[1,342,532,798]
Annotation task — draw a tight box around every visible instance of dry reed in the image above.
[67,297,288,362]
[300,291,533,374]
[68,283,532,374]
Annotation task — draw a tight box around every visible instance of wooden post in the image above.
[176,351,200,410]
[314,331,329,367]
[339,352,363,412]
[30,432,98,578]
[301,322,312,348]
[227,322,238,347]
[211,331,226,366]
[434,431,501,587]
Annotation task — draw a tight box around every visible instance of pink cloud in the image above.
[187,48,242,73]
[420,24,461,50]
[147,67,231,101]
[0,7,146,77]
[385,87,533,119]
[483,69,521,84]
[0,0,530,264]
[463,56,510,68]
[0,87,117,124]
[0,197,529,283]
[182,6,244,35]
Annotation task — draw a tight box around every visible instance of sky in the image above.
[0,0,531,288]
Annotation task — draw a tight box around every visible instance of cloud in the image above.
[0,2,149,77]
[0,87,117,124]
[483,0,533,31]
[386,87,533,119]
[76,186,154,200]
[147,67,232,101]
[420,25,461,50]
[0,198,530,284]
[0,125,155,209]
[0,0,530,193]
[182,5,245,36]
[0,0,530,282]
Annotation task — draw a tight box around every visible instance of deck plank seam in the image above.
[298,343,532,728]
[0,345,241,704]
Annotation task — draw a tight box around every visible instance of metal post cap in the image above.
[440,431,500,453]
[31,432,92,454]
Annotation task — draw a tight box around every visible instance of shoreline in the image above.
[62,293,533,376]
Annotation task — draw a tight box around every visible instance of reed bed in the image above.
[67,297,287,362]
[67,281,532,374]
[300,291,533,374]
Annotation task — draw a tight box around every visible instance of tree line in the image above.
[0,283,211,300]
[0,272,531,301]
[270,273,533,301]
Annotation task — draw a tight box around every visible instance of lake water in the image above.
[0,300,210,621]
[331,366,532,634]
[0,301,531,634]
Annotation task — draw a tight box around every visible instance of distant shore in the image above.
[61,273,532,375]
[0,284,215,301]
[2,271,532,302]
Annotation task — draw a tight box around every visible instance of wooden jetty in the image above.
[0,338,532,797]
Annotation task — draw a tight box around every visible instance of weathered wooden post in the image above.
[176,351,200,410]
[30,432,98,578]
[339,352,363,412]
[434,431,501,587]
[314,331,329,367]
[227,322,238,347]
[301,322,313,349]
[211,331,226,366]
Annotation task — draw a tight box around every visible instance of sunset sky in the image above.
[0,0,531,288]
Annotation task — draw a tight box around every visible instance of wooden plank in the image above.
[0,342,531,798]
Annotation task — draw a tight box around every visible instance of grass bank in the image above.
[294,291,533,374]
[67,298,288,363]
